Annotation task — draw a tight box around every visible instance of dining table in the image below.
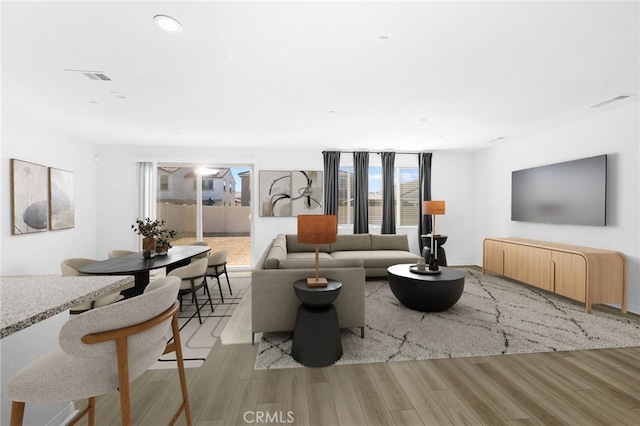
[78,245,211,298]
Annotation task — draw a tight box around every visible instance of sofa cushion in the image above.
[330,234,371,252]
[286,252,333,260]
[278,258,364,269]
[370,234,410,251]
[264,234,287,269]
[331,250,422,269]
[286,234,331,253]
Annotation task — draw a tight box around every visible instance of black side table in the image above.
[291,279,343,367]
[421,235,448,267]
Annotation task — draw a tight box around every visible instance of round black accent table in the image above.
[387,264,465,312]
[291,279,343,367]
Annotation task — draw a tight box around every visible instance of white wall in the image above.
[94,146,477,266]
[1,108,98,274]
[475,103,640,313]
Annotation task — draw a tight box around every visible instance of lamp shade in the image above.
[424,200,446,215]
[297,215,337,244]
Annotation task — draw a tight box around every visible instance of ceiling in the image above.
[2,1,638,152]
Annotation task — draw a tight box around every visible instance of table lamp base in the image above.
[307,277,328,287]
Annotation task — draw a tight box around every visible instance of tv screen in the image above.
[511,155,607,226]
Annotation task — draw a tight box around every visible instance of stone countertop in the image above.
[0,275,134,339]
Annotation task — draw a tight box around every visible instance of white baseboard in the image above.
[47,403,76,426]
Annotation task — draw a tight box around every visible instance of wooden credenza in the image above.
[483,237,627,313]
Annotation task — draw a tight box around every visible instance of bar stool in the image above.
[5,276,192,426]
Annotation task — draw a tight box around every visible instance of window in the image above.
[337,158,418,227]
[156,164,252,267]
[368,166,382,226]
[396,168,419,226]
[159,175,169,191]
[337,167,353,225]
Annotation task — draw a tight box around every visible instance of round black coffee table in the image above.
[387,264,465,312]
[291,279,343,367]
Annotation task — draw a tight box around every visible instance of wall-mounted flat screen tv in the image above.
[511,155,607,226]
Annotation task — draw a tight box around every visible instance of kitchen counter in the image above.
[1,275,134,338]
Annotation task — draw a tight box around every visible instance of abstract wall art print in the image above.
[259,171,291,217]
[11,159,49,234]
[291,170,323,216]
[49,167,75,230]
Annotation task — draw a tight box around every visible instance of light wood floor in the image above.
[76,343,640,426]
[73,273,640,425]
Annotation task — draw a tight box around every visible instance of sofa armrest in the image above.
[251,267,365,334]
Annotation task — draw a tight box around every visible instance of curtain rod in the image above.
[323,150,431,155]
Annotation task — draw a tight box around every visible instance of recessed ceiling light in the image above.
[109,91,127,99]
[154,15,182,33]
[377,36,389,46]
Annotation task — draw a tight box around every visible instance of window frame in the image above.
[337,154,418,227]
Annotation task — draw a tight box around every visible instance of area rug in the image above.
[151,286,247,369]
[255,267,640,369]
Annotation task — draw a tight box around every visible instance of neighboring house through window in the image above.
[337,156,418,227]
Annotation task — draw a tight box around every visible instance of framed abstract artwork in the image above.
[11,159,49,234]
[259,171,291,217]
[258,170,324,217]
[49,167,75,230]
[291,170,323,216]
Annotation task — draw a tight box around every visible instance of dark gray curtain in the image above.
[381,152,396,234]
[353,151,369,234]
[322,151,341,215]
[418,152,433,251]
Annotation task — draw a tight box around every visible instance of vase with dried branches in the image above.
[155,227,177,256]
[132,218,175,258]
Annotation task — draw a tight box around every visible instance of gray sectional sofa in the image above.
[263,233,423,277]
[251,233,422,343]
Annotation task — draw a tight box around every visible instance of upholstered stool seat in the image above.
[6,341,166,403]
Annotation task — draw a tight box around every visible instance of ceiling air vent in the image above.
[83,72,111,81]
[590,95,632,108]
[64,69,111,81]
[486,136,506,144]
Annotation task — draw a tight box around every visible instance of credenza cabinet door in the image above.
[483,240,505,274]
[552,251,587,302]
[504,244,552,291]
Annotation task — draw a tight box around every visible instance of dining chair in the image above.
[107,249,136,259]
[60,258,124,312]
[5,276,192,426]
[205,250,233,303]
[167,257,213,324]
[189,241,210,259]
